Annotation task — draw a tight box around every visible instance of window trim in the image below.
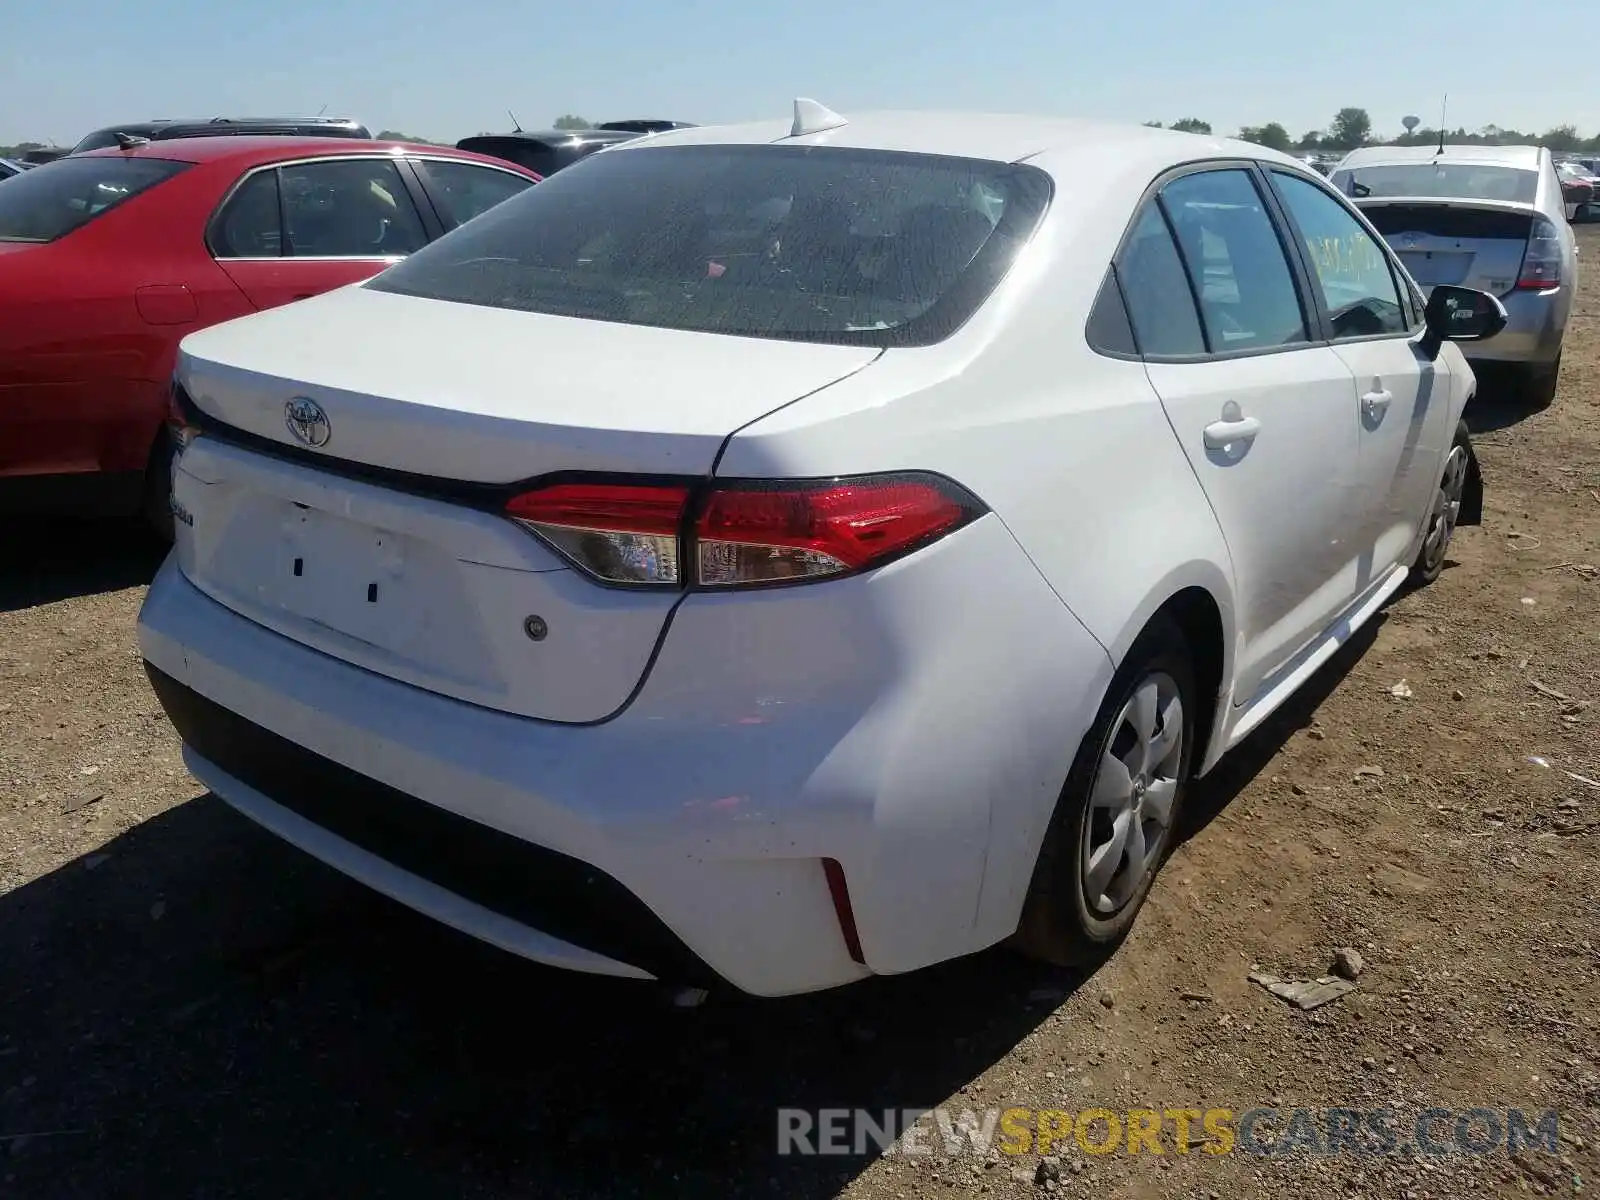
[1263,165,1422,345]
[1102,158,1322,364]
[204,153,434,262]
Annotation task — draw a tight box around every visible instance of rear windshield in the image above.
[1331,163,1538,204]
[366,144,1054,347]
[0,156,190,242]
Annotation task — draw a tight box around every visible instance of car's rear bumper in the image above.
[138,513,1112,996]
[1462,287,1569,368]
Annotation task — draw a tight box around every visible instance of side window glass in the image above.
[1116,204,1206,356]
[1271,171,1408,338]
[1160,169,1309,352]
[211,170,282,258]
[1085,268,1138,356]
[279,159,427,258]
[421,161,534,228]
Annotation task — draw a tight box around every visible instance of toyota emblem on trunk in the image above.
[284,397,331,447]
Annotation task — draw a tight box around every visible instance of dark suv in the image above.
[70,117,371,155]
[454,128,640,177]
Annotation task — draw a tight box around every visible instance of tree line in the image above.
[11,108,1600,160]
[1145,107,1600,155]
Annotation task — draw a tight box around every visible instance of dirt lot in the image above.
[3,235,1599,1200]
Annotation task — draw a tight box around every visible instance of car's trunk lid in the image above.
[1356,198,1535,297]
[172,285,880,722]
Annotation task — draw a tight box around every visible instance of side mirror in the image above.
[1421,285,1508,357]
[1574,202,1599,224]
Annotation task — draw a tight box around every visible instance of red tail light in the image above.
[503,472,984,589]
[1516,215,1563,291]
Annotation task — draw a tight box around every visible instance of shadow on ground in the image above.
[0,601,1385,1200]
[0,520,167,614]
[1463,366,1541,434]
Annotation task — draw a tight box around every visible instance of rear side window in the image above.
[278,159,427,257]
[210,159,429,258]
[1116,204,1206,356]
[367,144,1052,347]
[1160,169,1308,352]
[0,156,189,242]
[417,160,535,228]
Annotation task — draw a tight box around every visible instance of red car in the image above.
[0,137,539,534]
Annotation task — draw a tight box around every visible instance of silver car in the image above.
[1330,144,1575,407]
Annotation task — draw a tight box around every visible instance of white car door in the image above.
[1267,168,1454,581]
[1119,166,1364,705]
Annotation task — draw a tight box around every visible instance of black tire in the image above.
[141,429,177,543]
[1522,354,1561,410]
[1010,615,1197,966]
[1408,419,1473,588]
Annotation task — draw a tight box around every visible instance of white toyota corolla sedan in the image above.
[139,101,1506,997]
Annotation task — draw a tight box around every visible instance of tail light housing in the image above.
[167,384,200,450]
[505,472,985,590]
[1516,215,1564,291]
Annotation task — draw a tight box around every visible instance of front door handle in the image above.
[1361,382,1393,421]
[1203,415,1262,450]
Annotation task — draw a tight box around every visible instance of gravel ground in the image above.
[3,232,1599,1199]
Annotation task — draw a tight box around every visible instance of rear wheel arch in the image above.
[1151,587,1227,775]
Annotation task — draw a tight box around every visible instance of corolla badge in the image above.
[284,397,331,448]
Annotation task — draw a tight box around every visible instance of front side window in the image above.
[1271,171,1408,338]
[366,144,1053,347]
[1159,169,1308,353]
[419,160,535,228]
[277,159,427,258]
[0,156,190,242]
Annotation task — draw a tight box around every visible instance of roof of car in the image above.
[612,110,1306,175]
[459,129,640,147]
[86,117,363,133]
[1335,143,1546,169]
[75,136,485,166]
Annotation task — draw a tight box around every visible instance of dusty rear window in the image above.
[0,156,190,242]
[1331,163,1538,204]
[365,144,1053,347]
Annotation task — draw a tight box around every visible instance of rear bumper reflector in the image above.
[822,857,865,964]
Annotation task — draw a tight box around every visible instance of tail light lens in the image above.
[1516,216,1564,291]
[504,472,984,589]
[167,384,199,450]
[506,483,689,585]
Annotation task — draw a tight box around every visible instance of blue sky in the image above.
[6,0,1598,147]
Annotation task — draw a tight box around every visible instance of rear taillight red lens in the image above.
[1516,215,1564,291]
[696,476,974,587]
[503,473,983,589]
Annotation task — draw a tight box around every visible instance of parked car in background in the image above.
[1556,160,1600,218]
[21,147,68,165]
[595,119,697,134]
[454,127,641,176]
[69,117,371,155]
[0,137,537,533]
[1330,144,1575,406]
[143,105,1502,998]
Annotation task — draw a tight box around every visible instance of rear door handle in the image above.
[1362,388,1393,420]
[1203,416,1262,450]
